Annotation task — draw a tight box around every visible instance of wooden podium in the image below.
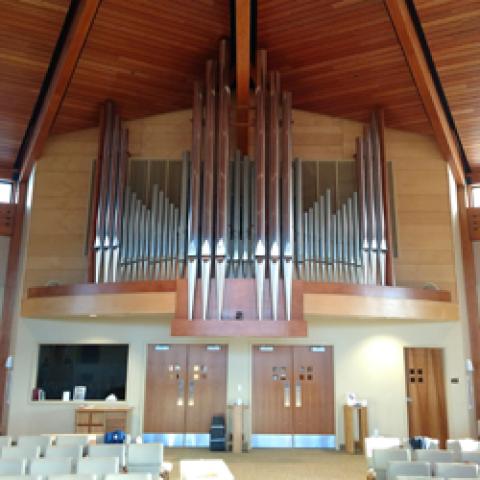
[228,404,248,453]
[344,404,368,454]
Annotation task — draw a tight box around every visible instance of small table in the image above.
[180,459,234,480]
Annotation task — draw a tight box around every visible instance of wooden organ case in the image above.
[87,39,394,337]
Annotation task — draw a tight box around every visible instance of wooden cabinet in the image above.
[75,407,132,434]
[343,405,368,454]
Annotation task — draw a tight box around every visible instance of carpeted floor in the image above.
[165,448,367,479]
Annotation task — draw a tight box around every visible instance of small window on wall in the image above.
[0,182,12,204]
[472,187,480,207]
[35,345,128,400]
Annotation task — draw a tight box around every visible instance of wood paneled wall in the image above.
[24,109,456,299]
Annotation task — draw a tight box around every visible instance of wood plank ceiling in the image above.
[52,0,230,135]
[0,0,68,171]
[257,0,432,135]
[414,0,480,167]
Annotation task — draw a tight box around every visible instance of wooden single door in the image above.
[185,344,227,433]
[252,346,294,434]
[144,344,187,433]
[405,348,448,447]
[293,346,335,434]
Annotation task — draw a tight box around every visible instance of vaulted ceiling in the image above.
[0,0,68,171]
[0,0,478,173]
[415,0,480,167]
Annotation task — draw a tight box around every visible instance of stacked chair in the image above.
[0,435,170,480]
[368,436,480,480]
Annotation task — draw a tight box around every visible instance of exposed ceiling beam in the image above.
[385,0,465,185]
[235,0,251,154]
[17,0,102,183]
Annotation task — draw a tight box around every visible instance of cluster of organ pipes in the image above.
[90,40,392,323]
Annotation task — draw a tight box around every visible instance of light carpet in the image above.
[165,448,367,479]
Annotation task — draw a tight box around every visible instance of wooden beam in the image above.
[18,0,102,183]
[385,0,465,185]
[457,185,480,418]
[0,181,27,432]
[0,168,16,182]
[235,0,251,154]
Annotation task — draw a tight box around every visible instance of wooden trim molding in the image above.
[457,185,480,418]
[18,0,102,182]
[0,204,16,237]
[385,0,465,185]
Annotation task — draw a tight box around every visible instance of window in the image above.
[0,182,12,204]
[35,344,129,400]
[472,186,480,207]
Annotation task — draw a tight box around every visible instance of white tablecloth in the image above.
[180,459,234,480]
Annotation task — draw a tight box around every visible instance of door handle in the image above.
[176,378,184,406]
[188,379,195,407]
[283,381,291,408]
[295,380,302,408]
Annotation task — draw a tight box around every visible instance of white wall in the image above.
[7,314,473,446]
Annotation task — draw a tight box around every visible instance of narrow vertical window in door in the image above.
[405,348,448,447]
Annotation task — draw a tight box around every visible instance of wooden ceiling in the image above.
[414,0,480,167]
[257,0,432,135]
[0,0,68,171]
[3,0,480,172]
[51,0,230,135]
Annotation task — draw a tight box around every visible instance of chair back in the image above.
[45,445,83,460]
[105,474,153,480]
[386,460,431,480]
[372,448,410,470]
[29,458,73,476]
[77,457,120,476]
[0,458,26,475]
[127,444,163,465]
[17,435,54,455]
[88,444,126,468]
[1,445,41,460]
[414,449,455,463]
[434,461,478,478]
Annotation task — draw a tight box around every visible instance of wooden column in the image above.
[457,185,480,418]
[0,181,27,432]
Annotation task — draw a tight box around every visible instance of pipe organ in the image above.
[89,40,393,326]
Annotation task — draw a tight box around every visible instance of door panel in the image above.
[144,344,187,433]
[405,348,448,447]
[185,345,227,433]
[293,346,335,434]
[252,346,294,434]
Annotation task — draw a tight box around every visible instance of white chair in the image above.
[0,458,26,475]
[77,457,119,478]
[365,437,402,467]
[396,477,444,480]
[0,437,12,448]
[372,448,410,480]
[17,436,54,456]
[105,474,152,480]
[127,444,165,476]
[0,476,43,480]
[50,475,97,480]
[88,445,126,469]
[414,449,456,463]
[435,462,478,479]
[54,435,92,448]
[29,458,73,476]
[1,445,41,459]
[461,450,480,464]
[45,445,83,460]
[447,439,480,461]
[387,461,431,480]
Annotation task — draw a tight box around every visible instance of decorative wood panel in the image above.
[415,0,480,168]
[0,204,15,237]
[467,208,480,241]
[0,1,68,168]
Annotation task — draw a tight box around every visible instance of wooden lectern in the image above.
[228,404,247,453]
[344,404,368,454]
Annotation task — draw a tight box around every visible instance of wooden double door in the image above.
[144,344,227,434]
[252,345,334,437]
[405,347,448,447]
